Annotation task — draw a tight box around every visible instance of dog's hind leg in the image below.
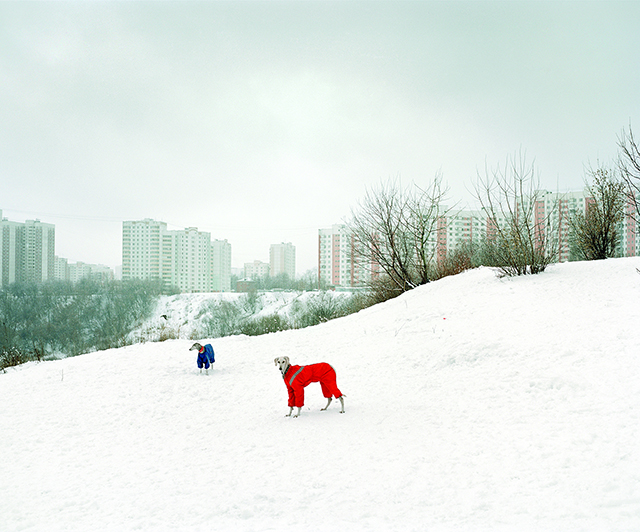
[321,397,332,411]
[338,396,345,413]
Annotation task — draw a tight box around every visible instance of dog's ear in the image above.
[274,358,279,366]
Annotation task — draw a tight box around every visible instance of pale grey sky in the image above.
[2,1,639,273]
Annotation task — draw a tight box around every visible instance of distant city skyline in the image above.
[3,180,639,290]
[4,178,640,284]
[2,2,638,274]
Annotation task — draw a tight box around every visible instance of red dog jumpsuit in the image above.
[283,363,343,408]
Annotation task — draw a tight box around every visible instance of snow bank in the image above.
[135,290,353,341]
[2,258,639,532]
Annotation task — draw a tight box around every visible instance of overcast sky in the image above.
[2,1,639,274]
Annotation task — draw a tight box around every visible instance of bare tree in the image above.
[348,175,450,300]
[618,124,640,219]
[474,153,558,276]
[568,166,626,261]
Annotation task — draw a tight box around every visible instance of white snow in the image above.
[2,258,639,532]
[134,290,353,342]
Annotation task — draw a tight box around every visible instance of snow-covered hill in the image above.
[134,290,353,341]
[2,258,639,532]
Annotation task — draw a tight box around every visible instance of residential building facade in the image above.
[438,188,640,262]
[318,224,373,288]
[1,210,55,287]
[54,256,69,281]
[621,192,639,258]
[321,189,639,288]
[163,227,213,293]
[211,239,232,292]
[54,257,114,283]
[244,260,270,280]
[122,219,231,292]
[122,219,165,282]
[270,242,296,279]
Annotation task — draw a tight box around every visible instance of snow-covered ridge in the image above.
[2,258,639,532]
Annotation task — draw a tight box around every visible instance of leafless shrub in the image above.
[349,175,451,300]
[474,153,558,276]
[157,323,180,342]
[434,240,480,280]
[568,166,626,260]
[0,346,32,372]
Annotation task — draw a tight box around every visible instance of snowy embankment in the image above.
[1,258,639,532]
[134,290,352,341]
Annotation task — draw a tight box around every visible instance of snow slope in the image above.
[134,290,352,342]
[2,258,639,532]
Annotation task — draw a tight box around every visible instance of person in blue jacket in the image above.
[189,342,215,374]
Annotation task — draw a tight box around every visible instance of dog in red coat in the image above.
[274,356,345,418]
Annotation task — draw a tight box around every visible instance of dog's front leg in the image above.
[321,398,332,411]
[292,407,301,418]
[285,407,293,417]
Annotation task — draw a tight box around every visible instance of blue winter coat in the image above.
[197,344,215,369]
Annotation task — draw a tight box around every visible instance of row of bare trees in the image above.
[348,126,640,301]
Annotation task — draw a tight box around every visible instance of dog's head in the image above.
[274,356,290,376]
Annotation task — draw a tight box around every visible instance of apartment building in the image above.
[244,260,270,280]
[439,188,640,262]
[621,192,639,257]
[122,219,231,292]
[122,219,165,282]
[439,194,570,262]
[1,213,23,287]
[270,242,295,279]
[54,256,114,283]
[211,239,232,292]
[54,256,69,281]
[321,189,639,288]
[0,210,55,287]
[318,224,373,288]
[436,209,487,262]
[530,190,589,262]
[161,227,212,292]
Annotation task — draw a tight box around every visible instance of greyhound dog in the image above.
[274,356,344,418]
[190,342,215,374]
